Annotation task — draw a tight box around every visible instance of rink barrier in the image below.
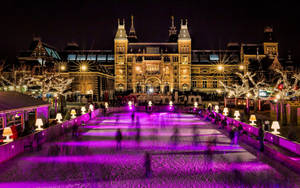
[2,105,300,164]
[211,112,300,157]
[0,109,102,164]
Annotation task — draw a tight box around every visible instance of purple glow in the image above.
[0,111,291,186]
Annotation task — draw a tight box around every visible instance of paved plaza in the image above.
[0,112,300,187]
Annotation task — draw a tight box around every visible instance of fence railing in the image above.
[0,108,102,163]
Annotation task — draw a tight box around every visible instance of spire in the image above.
[264,26,275,42]
[271,55,282,70]
[169,16,177,36]
[115,18,127,40]
[128,15,138,42]
[178,18,190,40]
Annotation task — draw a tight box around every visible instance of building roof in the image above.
[0,92,49,113]
[128,15,138,42]
[128,43,178,53]
[242,44,264,55]
[115,19,127,40]
[18,38,61,61]
[178,19,190,40]
[191,50,240,65]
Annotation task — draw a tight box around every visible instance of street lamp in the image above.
[169,101,173,110]
[54,93,58,114]
[194,102,198,109]
[217,65,224,71]
[128,101,133,110]
[60,65,66,71]
[80,64,88,72]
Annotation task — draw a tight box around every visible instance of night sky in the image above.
[1,0,299,64]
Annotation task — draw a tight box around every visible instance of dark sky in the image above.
[1,0,299,64]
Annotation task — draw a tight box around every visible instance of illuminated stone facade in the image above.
[17,18,280,97]
[115,18,192,93]
[114,17,279,94]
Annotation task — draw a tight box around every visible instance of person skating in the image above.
[115,128,123,150]
[144,152,152,178]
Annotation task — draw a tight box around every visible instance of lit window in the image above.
[213,80,218,88]
[77,55,86,61]
[183,56,188,64]
[67,54,76,61]
[203,80,207,88]
[97,55,106,62]
[87,55,96,61]
[192,81,197,87]
[210,54,219,61]
[107,55,114,61]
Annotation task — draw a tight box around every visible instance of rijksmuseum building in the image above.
[17,16,294,99]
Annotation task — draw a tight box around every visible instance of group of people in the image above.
[197,105,265,152]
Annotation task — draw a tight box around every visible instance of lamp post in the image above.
[194,102,198,111]
[246,93,251,113]
[148,101,152,112]
[128,101,133,110]
[54,93,58,114]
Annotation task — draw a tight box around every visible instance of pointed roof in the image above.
[128,15,138,42]
[168,16,178,42]
[115,18,127,40]
[0,92,49,113]
[169,16,177,36]
[270,55,282,70]
[178,19,190,40]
